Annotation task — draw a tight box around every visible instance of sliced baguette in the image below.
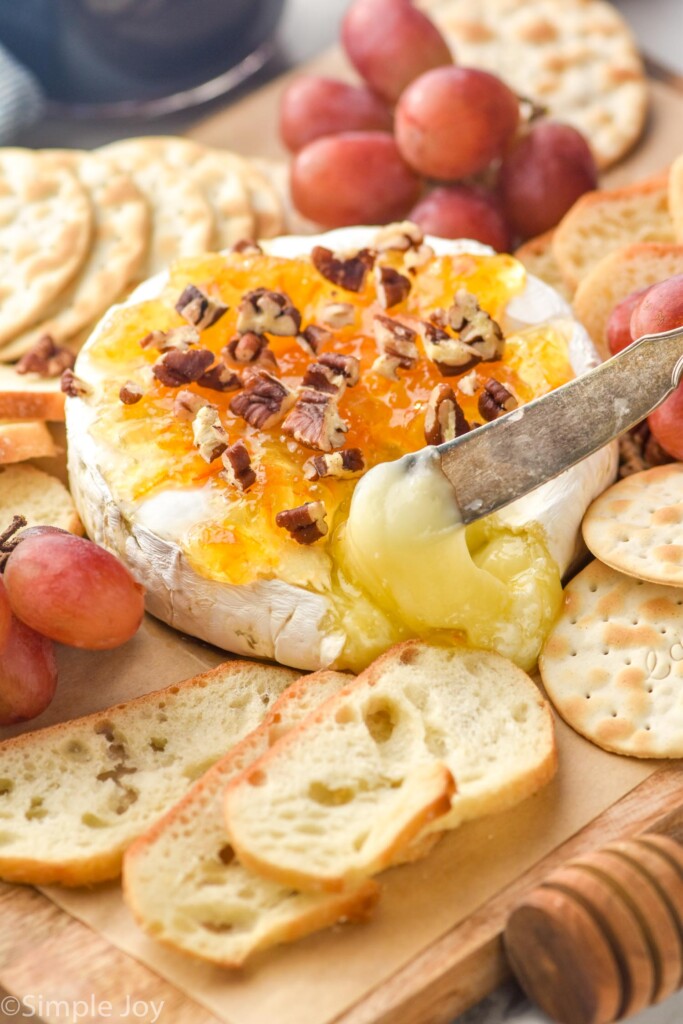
[552,172,675,290]
[667,153,683,241]
[514,230,573,303]
[0,420,58,463]
[0,464,82,534]
[223,642,556,893]
[572,242,683,359]
[0,365,65,421]
[123,670,380,968]
[0,660,298,886]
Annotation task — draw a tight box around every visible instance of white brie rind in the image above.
[66,229,617,671]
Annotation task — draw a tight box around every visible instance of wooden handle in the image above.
[504,834,683,1024]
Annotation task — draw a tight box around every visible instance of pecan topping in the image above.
[236,288,301,337]
[303,448,365,481]
[175,284,228,331]
[419,321,482,377]
[231,239,263,255]
[296,324,332,355]
[152,348,214,388]
[371,314,419,379]
[197,364,243,392]
[221,440,257,491]
[457,369,479,396]
[60,369,91,398]
[302,353,359,395]
[223,331,267,364]
[229,369,295,430]
[192,405,229,463]
[404,243,435,273]
[16,335,75,377]
[478,378,518,421]
[275,501,328,545]
[375,265,411,309]
[283,389,348,452]
[173,390,209,421]
[448,289,504,362]
[319,302,355,329]
[374,221,424,252]
[424,384,469,445]
[119,380,144,405]
[140,326,199,353]
[311,246,374,292]
[318,352,360,386]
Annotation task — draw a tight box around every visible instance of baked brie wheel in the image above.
[66,225,616,672]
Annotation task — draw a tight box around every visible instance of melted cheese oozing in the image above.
[339,449,562,670]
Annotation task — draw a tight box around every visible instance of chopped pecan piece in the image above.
[175,284,228,331]
[229,369,295,430]
[198,364,243,392]
[231,239,262,255]
[449,289,504,361]
[374,222,424,253]
[275,501,328,545]
[60,369,91,398]
[404,243,435,273]
[478,378,518,421]
[419,320,482,377]
[221,440,257,491]
[311,246,374,292]
[173,390,210,421]
[303,448,365,481]
[192,405,229,463]
[296,324,332,355]
[119,380,143,405]
[318,302,355,329]
[424,384,469,445]
[283,389,348,452]
[140,326,199,353]
[301,353,359,395]
[223,331,266,364]
[236,288,301,337]
[318,352,360,386]
[457,369,479,396]
[16,335,75,377]
[152,348,214,388]
[375,265,411,309]
[371,314,419,379]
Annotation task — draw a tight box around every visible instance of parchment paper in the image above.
[0,617,655,1024]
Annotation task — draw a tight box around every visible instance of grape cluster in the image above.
[281,0,598,245]
[0,521,145,725]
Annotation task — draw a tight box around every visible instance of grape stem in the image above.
[517,94,547,123]
[0,515,27,571]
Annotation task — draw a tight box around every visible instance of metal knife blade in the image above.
[437,326,683,524]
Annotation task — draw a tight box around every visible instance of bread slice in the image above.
[0,660,298,886]
[552,173,675,290]
[667,153,683,241]
[0,420,58,463]
[0,464,82,534]
[223,642,556,893]
[514,230,573,303]
[123,669,380,967]
[0,366,65,421]
[572,242,683,359]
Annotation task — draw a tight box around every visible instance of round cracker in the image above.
[2,150,150,359]
[239,158,284,239]
[250,157,321,236]
[583,464,683,586]
[420,0,648,169]
[0,149,93,345]
[539,558,683,757]
[100,137,254,257]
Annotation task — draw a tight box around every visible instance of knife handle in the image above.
[503,834,683,1024]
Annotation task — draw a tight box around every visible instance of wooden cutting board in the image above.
[2,48,683,1024]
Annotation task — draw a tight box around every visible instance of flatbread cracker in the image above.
[540,558,683,757]
[100,137,254,258]
[0,149,92,345]
[583,464,683,586]
[239,157,284,239]
[419,0,648,169]
[250,157,322,236]
[4,151,150,358]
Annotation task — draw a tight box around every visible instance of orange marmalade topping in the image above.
[86,247,574,588]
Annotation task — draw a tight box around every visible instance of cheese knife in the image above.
[437,326,683,523]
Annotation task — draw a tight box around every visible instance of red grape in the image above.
[291,132,421,228]
[0,580,57,725]
[279,76,393,153]
[395,66,519,180]
[0,578,10,646]
[606,286,653,356]
[409,185,511,252]
[4,532,145,650]
[499,122,597,239]
[648,388,683,460]
[341,0,452,103]
[630,274,683,339]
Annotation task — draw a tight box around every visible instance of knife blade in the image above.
[437,326,683,524]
